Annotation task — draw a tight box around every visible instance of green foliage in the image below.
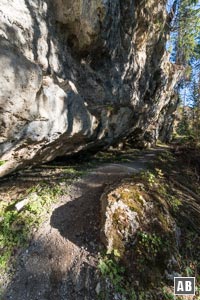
[140,168,164,187]
[162,287,175,300]
[98,250,136,299]
[94,149,139,164]
[169,0,200,118]
[157,151,175,165]
[175,102,200,145]
[137,232,163,259]
[172,0,200,65]
[106,105,114,112]
[98,250,125,292]
[168,195,182,212]
[0,183,64,274]
[141,171,156,187]
[0,209,30,273]
[98,258,124,289]
[63,167,86,177]
[0,160,6,166]
[98,157,200,298]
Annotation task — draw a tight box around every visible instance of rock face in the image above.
[0,0,181,176]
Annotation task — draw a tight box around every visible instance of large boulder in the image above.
[0,0,181,176]
[100,174,200,295]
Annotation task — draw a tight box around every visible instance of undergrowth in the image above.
[0,183,65,277]
[98,249,137,300]
[98,154,200,299]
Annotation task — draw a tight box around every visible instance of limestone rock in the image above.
[0,0,181,176]
[100,178,176,288]
[53,0,107,50]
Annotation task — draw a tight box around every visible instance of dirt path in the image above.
[3,149,161,300]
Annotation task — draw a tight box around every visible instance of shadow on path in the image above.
[51,182,103,253]
[50,149,158,253]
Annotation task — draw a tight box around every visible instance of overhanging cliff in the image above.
[0,0,182,176]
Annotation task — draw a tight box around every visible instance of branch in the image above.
[167,0,179,25]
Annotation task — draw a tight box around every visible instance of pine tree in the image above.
[169,0,200,65]
[168,0,200,143]
[191,73,200,141]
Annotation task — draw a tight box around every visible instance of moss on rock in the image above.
[100,170,200,296]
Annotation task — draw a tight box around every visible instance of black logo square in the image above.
[174,277,195,295]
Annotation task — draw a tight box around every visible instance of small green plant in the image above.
[63,167,86,177]
[0,209,30,272]
[141,171,156,187]
[162,287,175,300]
[98,250,125,291]
[196,285,200,300]
[157,151,175,163]
[98,250,140,299]
[137,231,163,259]
[155,168,164,179]
[106,105,114,112]
[0,160,6,166]
[98,249,136,298]
[168,195,182,212]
